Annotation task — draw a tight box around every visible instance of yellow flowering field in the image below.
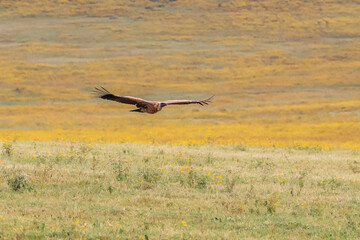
[1,2,360,239]
[0,0,359,149]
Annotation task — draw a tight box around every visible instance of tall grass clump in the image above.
[7,175,33,192]
[2,141,14,157]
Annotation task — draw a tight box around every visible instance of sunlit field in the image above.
[0,0,359,148]
[1,141,359,239]
[0,1,360,239]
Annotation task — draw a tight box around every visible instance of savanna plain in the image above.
[1,141,360,239]
[0,0,360,239]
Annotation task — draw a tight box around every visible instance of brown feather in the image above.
[94,86,214,114]
[93,87,151,106]
[163,95,214,106]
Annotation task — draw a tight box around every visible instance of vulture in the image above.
[93,86,214,114]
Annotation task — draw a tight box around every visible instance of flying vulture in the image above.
[93,86,214,114]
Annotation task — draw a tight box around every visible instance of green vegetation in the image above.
[0,141,359,239]
[0,1,359,238]
[2,141,14,157]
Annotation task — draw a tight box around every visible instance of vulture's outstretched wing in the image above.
[163,95,214,106]
[93,86,151,106]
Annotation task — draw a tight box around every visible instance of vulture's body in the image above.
[93,87,214,114]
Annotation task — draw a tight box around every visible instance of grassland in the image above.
[0,140,359,239]
[0,0,359,148]
[0,1,359,239]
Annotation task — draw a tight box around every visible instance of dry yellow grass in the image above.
[0,0,359,148]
